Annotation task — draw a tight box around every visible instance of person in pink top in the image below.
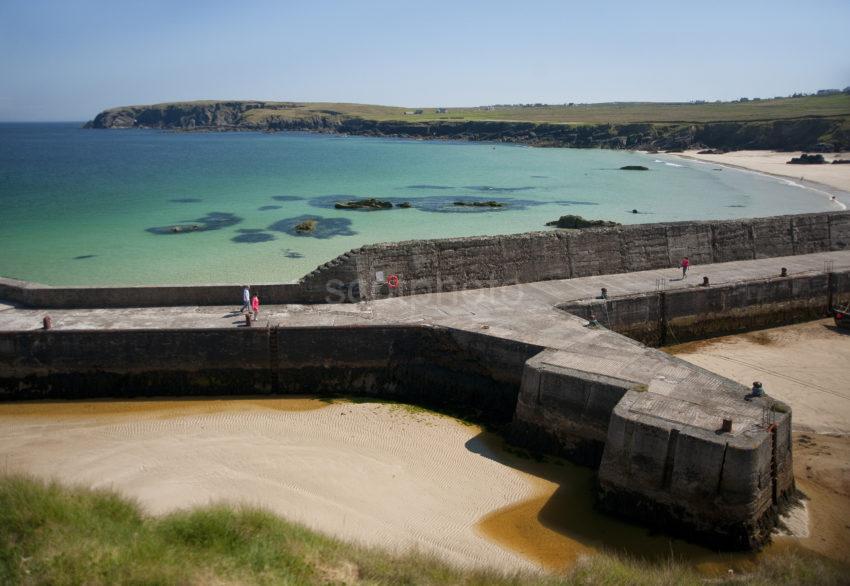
[681,256,690,278]
[251,294,260,320]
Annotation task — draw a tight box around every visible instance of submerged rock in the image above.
[396,202,412,208]
[147,212,242,235]
[453,200,504,207]
[295,220,318,232]
[546,215,620,229]
[620,165,649,171]
[268,215,356,239]
[334,198,394,210]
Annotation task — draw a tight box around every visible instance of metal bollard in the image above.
[721,418,733,433]
[42,315,52,330]
[701,276,710,287]
[781,267,787,277]
[600,287,608,299]
[245,314,252,327]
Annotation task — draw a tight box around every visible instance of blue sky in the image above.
[1,0,848,121]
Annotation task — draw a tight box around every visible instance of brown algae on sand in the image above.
[0,396,331,419]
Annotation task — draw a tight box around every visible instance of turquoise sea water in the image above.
[0,123,838,286]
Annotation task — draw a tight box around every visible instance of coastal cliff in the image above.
[85,100,850,151]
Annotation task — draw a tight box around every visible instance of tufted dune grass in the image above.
[1,474,846,585]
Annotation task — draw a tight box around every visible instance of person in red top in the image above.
[681,256,690,278]
[251,294,260,320]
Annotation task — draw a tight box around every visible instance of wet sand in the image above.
[0,398,537,571]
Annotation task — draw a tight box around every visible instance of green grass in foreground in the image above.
[1,474,847,585]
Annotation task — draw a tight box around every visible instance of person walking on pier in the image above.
[251,293,260,321]
[681,256,690,278]
[240,285,250,313]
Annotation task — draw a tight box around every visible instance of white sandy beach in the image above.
[676,149,850,197]
[0,398,547,572]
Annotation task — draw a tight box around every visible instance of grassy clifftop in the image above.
[86,95,850,150]
[1,474,847,585]
[96,94,850,125]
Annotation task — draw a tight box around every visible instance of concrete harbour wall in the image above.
[559,269,850,345]
[351,211,850,300]
[2,211,849,308]
[4,211,839,550]
[0,325,542,425]
[0,314,794,549]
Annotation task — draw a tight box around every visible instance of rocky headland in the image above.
[85,101,850,151]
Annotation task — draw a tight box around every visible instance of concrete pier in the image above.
[2,212,850,550]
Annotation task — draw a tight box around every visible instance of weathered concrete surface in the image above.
[3,211,849,308]
[347,211,850,300]
[3,250,848,549]
[560,269,850,345]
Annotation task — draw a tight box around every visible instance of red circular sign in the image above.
[387,274,399,289]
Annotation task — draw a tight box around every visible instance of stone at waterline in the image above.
[546,215,620,229]
[396,202,412,208]
[334,198,394,210]
[620,165,649,171]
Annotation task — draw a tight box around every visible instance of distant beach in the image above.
[674,150,850,208]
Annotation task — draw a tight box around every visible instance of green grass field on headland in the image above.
[117,93,850,125]
[1,474,847,586]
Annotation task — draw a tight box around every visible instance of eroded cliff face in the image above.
[85,102,850,151]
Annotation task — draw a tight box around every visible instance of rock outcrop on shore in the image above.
[85,101,850,151]
[545,215,620,229]
[787,153,827,164]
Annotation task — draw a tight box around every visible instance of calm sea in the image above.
[0,123,836,286]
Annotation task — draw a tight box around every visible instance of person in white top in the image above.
[240,286,250,313]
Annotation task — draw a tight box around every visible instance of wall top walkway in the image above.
[3,250,848,444]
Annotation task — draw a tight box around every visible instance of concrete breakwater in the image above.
[0,317,795,551]
[2,211,848,308]
[560,268,850,346]
[5,214,849,551]
[0,325,541,425]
